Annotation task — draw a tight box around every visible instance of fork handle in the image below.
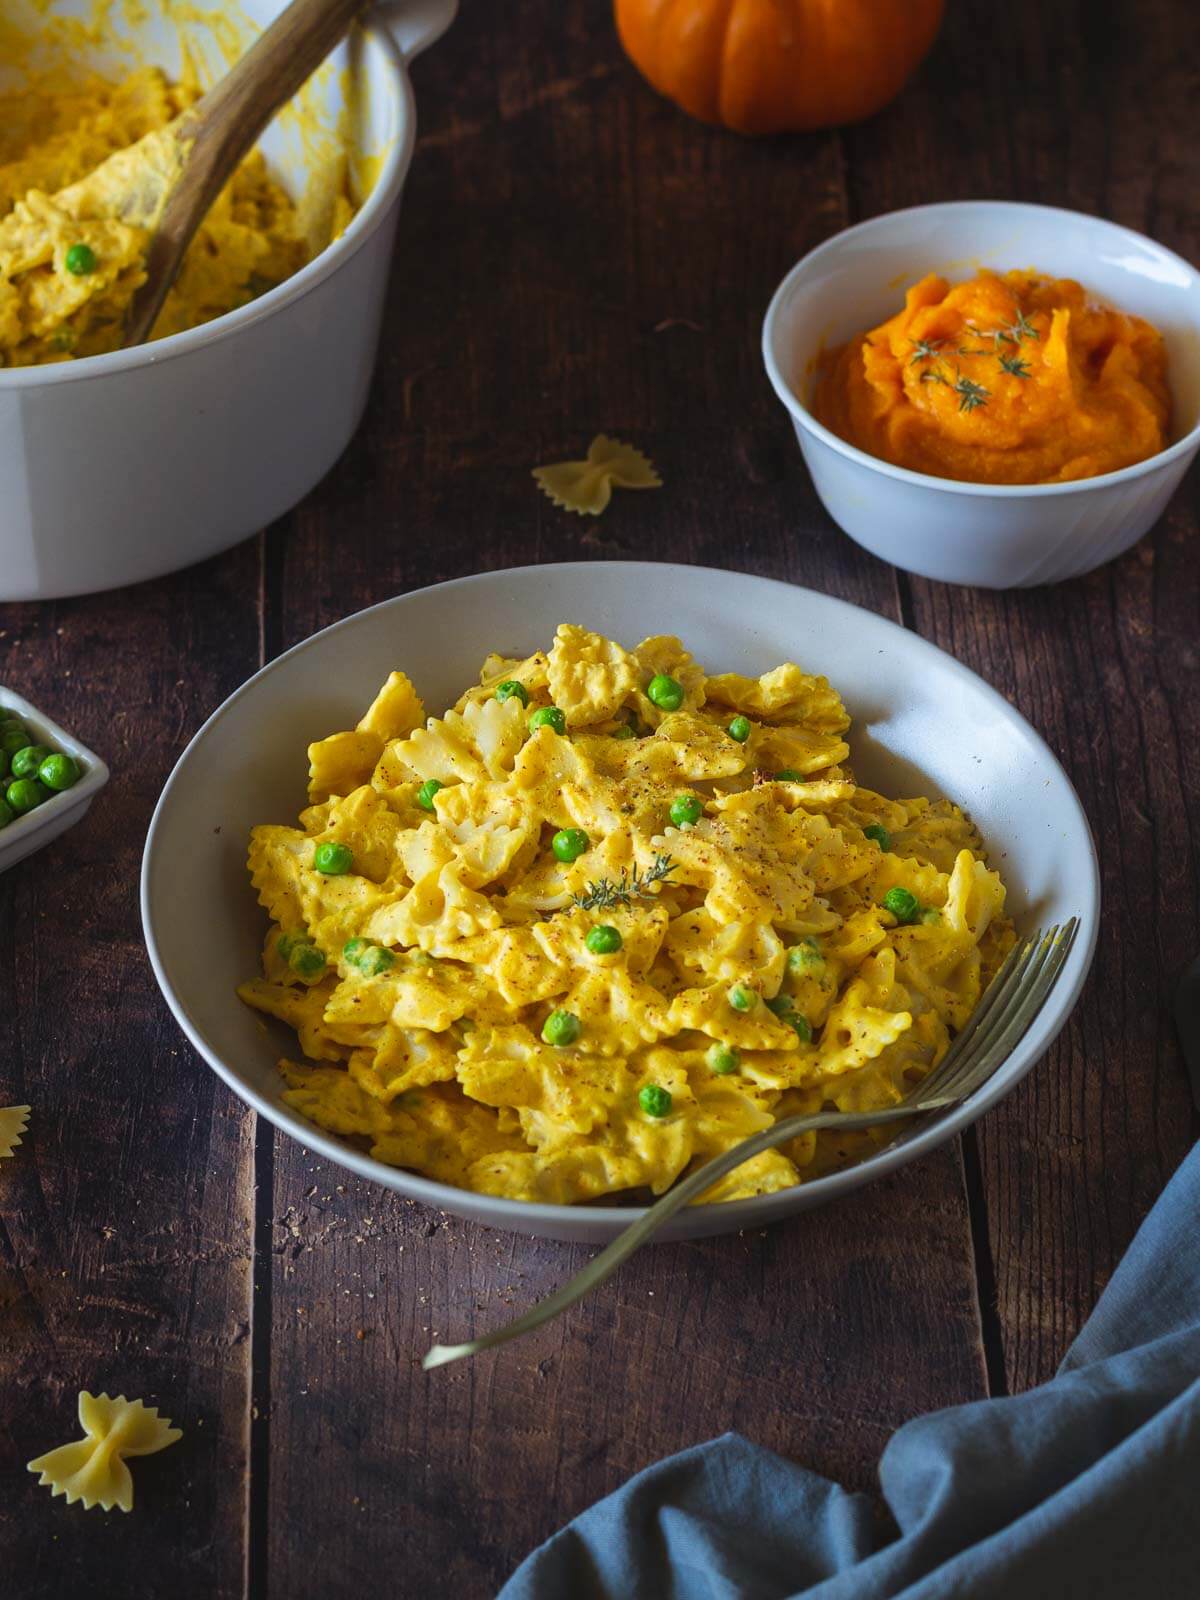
[422,1094,953,1369]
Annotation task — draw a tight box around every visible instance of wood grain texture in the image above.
[842,0,1200,1388]
[1,0,1197,1595]
[0,552,263,1595]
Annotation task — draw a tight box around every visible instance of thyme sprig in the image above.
[573,853,676,912]
[954,376,990,412]
[909,305,1039,413]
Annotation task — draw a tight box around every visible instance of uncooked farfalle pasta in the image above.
[532,435,661,515]
[239,625,1014,1205]
[27,1391,183,1512]
[0,1104,30,1159]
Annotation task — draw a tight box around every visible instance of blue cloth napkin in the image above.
[499,1139,1200,1599]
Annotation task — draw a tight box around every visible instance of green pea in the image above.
[495,680,529,707]
[10,744,50,779]
[0,729,30,756]
[727,983,756,1013]
[342,937,370,965]
[883,886,921,925]
[277,931,302,958]
[787,939,824,975]
[669,793,703,828]
[0,751,8,781]
[585,924,622,955]
[638,1083,673,1117]
[610,723,636,740]
[0,798,12,830]
[313,840,353,875]
[707,1043,740,1075]
[416,778,443,811]
[529,706,566,735]
[789,1014,813,1044]
[920,907,942,925]
[863,824,891,850]
[37,752,80,791]
[646,674,684,712]
[766,995,793,1017]
[727,715,751,743]
[358,945,395,977]
[775,769,804,782]
[6,778,44,814]
[0,717,25,733]
[542,1009,581,1047]
[288,942,326,979]
[64,242,98,275]
[551,827,590,863]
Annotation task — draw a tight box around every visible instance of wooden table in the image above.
[3,2,1197,1594]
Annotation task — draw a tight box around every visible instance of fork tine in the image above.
[915,927,1043,1100]
[936,919,1078,1102]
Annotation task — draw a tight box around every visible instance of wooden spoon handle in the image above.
[124,0,368,347]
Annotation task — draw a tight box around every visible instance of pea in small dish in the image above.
[0,690,109,874]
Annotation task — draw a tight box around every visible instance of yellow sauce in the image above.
[0,64,355,366]
[813,270,1171,485]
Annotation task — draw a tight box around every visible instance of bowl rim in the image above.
[762,198,1200,499]
[0,684,110,846]
[140,561,1101,1235]
[0,18,413,390]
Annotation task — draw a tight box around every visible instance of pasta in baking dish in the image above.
[239,625,1015,1206]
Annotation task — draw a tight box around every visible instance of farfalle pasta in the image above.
[532,435,661,515]
[239,626,1015,1205]
[0,1104,30,1159]
[27,1391,182,1512]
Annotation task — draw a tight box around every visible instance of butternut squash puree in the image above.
[0,65,355,367]
[813,270,1171,485]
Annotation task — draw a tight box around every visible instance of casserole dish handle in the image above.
[382,0,457,60]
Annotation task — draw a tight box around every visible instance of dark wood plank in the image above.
[842,0,1200,1387]
[259,4,992,1595]
[0,550,262,1596]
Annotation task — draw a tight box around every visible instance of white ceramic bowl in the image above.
[0,689,109,872]
[142,562,1100,1243]
[0,0,457,602]
[762,201,1200,588]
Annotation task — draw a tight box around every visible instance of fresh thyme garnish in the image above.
[912,305,1039,414]
[909,338,944,365]
[954,376,990,413]
[573,853,676,912]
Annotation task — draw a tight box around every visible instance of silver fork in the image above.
[424,918,1080,1370]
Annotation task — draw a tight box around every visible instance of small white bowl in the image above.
[142,562,1099,1243]
[762,201,1200,588]
[0,689,109,872]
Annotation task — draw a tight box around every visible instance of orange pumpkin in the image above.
[614,0,946,135]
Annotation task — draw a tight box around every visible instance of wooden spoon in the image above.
[122,0,368,348]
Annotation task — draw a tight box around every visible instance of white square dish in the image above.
[0,689,110,873]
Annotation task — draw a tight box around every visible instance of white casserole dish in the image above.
[141,561,1100,1243]
[0,0,456,601]
[762,201,1200,589]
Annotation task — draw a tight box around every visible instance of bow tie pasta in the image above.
[239,626,1015,1205]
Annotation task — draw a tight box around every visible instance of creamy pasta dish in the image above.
[239,626,1014,1205]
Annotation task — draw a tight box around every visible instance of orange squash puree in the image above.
[812,270,1171,485]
